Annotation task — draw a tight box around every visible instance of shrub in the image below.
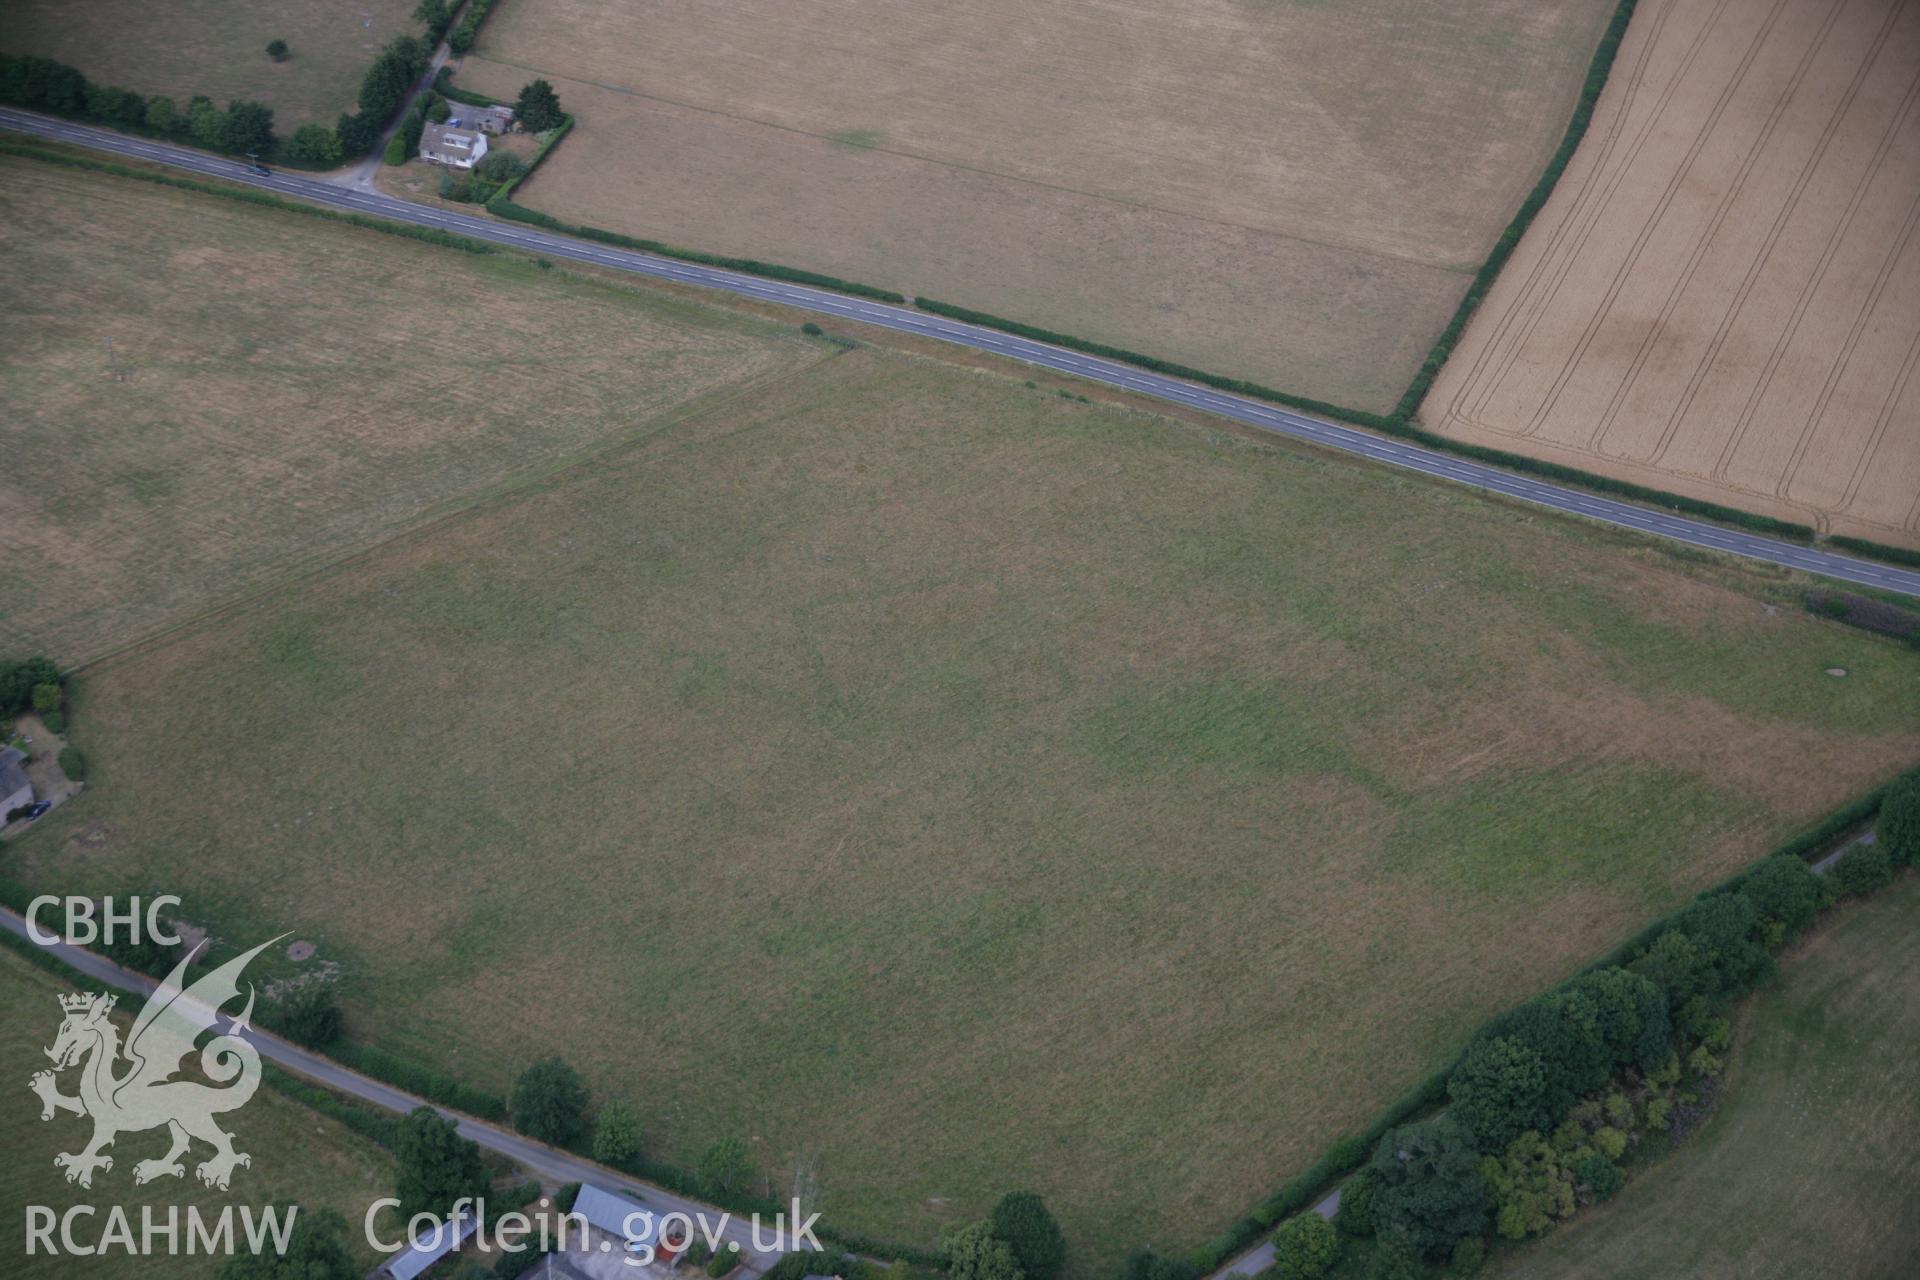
[1685,1045,1724,1078]
[515,79,565,131]
[0,657,58,711]
[394,1106,488,1218]
[1573,1154,1624,1201]
[266,39,289,62]
[474,150,527,184]
[1641,1096,1671,1132]
[383,135,408,166]
[946,1222,1023,1280]
[1448,1035,1549,1152]
[271,983,343,1046]
[802,322,824,336]
[1368,1118,1488,1259]
[1446,1236,1485,1277]
[592,1098,642,1164]
[510,1057,588,1145]
[707,1245,743,1277]
[215,1206,355,1279]
[1334,1168,1377,1237]
[336,111,380,158]
[1880,774,1920,867]
[695,1136,753,1194]
[989,1193,1063,1280]
[286,123,342,166]
[1830,843,1894,897]
[1738,855,1828,942]
[1270,1215,1338,1280]
[42,709,67,736]
[30,682,61,714]
[144,95,177,132]
[1591,1126,1627,1160]
[554,1182,581,1212]
[427,94,452,124]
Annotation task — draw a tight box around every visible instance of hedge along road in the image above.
[0,903,799,1270]
[3,108,1918,601]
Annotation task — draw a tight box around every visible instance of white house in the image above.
[420,122,489,169]
[0,747,33,820]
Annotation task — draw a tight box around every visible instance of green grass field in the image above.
[0,0,418,128]
[0,156,821,663]
[3,154,1918,1272]
[0,946,398,1278]
[1491,873,1920,1280]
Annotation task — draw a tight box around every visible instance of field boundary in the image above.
[489,192,908,302]
[1176,760,1918,1277]
[911,296,1814,542]
[0,138,498,253]
[1391,0,1639,421]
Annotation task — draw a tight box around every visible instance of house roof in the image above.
[449,104,514,129]
[0,747,29,800]
[420,122,484,159]
[384,1216,476,1280]
[571,1184,661,1248]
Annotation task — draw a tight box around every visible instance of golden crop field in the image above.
[0,0,418,128]
[455,0,1620,410]
[1423,0,1920,549]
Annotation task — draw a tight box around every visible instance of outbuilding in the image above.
[0,747,32,820]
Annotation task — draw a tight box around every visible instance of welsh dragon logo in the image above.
[29,937,279,1191]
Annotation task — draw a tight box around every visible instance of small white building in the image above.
[0,747,32,820]
[420,122,489,169]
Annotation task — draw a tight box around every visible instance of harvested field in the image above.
[13,334,1920,1268]
[1491,873,1920,1280]
[0,946,399,1278]
[0,155,823,663]
[1423,0,1920,549]
[455,0,1621,409]
[0,0,418,128]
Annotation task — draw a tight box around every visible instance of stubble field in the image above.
[0,0,418,128]
[1492,873,1920,1280]
[0,156,823,664]
[454,0,1620,410]
[1423,0,1920,549]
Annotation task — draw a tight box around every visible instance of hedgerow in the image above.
[488,197,907,302]
[911,297,1815,542]
[1164,766,1917,1279]
[0,141,499,256]
[1393,0,1640,421]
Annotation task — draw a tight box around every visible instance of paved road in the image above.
[4,107,1917,601]
[0,905,789,1268]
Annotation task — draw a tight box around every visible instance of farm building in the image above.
[0,747,32,819]
[451,103,517,135]
[420,122,489,169]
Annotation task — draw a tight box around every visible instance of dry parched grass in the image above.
[0,157,823,663]
[17,341,1919,1270]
